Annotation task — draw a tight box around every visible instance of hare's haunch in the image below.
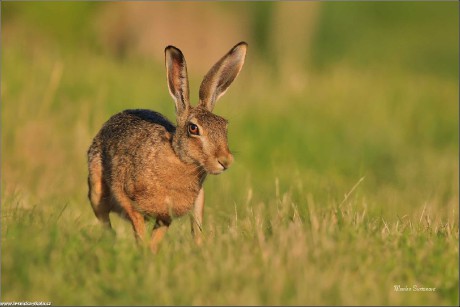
[87,42,247,252]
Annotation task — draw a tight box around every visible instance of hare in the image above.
[87,42,247,252]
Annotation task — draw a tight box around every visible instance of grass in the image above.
[1,2,459,305]
[2,185,458,305]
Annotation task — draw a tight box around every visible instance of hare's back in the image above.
[103,108,174,138]
[95,109,175,153]
[120,109,175,133]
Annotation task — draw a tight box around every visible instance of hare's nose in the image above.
[218,154,234,170]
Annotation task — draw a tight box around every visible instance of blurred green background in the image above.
[1,2,458,305]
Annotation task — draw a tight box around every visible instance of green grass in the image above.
[2,186,458,305]
[1,2,459,305]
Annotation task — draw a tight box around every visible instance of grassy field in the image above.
[1,2,459,305]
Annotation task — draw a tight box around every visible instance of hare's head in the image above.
[165,42,247,175]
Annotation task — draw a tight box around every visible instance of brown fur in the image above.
[87,42,247,252]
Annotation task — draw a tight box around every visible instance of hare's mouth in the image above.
[218,160,229,171]
[206,162,227,175]
[207,167,225,175]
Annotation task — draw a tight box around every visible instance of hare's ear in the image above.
[199,42,247,112]
[165,46,190,116]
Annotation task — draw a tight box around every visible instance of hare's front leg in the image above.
[150,219,171,253]
[190,187,204,245]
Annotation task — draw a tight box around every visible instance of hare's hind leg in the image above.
[88,156,112,229]
[110,187,146,244]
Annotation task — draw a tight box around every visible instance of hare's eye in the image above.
[188,123,200,136]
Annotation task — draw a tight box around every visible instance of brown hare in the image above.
[87,42,247,252]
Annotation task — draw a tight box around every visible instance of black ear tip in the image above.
[165,45,183,57]
[231,42,248,55]
[235,41,248,49]
[228,42,247,60]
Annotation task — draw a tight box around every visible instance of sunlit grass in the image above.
[1,182,458,305]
